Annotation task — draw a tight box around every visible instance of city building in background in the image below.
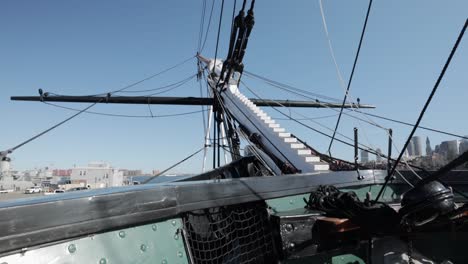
[405,136,424,158]
[416,137,468,169]
[1,157,163,192]
[0,157,34,191]
[375,148,383,163]
[120,169,143,177]
[460,137,468,154]
[1,134,467,192]
[70,162,124,189]
[53,169,71,177]
[407,140,415,157]
[436,140,460,161]
[360,149,369,163]
[412,136,423,157]
[426,137,432,156]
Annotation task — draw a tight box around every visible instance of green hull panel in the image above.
[267,184,403,213]
[0,218,189,264]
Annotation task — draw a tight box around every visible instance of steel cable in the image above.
[376,19,468,201]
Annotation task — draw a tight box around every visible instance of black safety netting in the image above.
[182,201,276,264]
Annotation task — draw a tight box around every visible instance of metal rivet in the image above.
[284,223,294,233]
[140,244,147,252]
[177,251,183,258]
[161,259,168,264]
[118,231,126,238]
[174,234,179,240]
[99,258,107,264]
[67,244,76,254]
[171,220,177,226]
[152,224,158,231]
[289,199,294,204]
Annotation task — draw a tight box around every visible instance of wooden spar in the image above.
[11,95,375,109]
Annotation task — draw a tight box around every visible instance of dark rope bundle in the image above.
[304,185,399,234]
[219,0,255,87]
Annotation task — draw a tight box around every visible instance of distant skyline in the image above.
[1,1,467,173]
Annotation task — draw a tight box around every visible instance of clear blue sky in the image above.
[1,0,467,173]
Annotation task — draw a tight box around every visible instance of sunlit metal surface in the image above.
[0,218,188,264]
[0,170,390,254]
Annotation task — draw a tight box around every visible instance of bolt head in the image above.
[284,223,294,233]
[67,244,76,254]
[140,244,147,252]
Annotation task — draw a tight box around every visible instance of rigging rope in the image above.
[244,72,385,130]
[376,19,468,202]
[147,102,154,118]
[272,113,339,121]
[318,0,400,171]
[200,0,215,52]
[237,128,277,175]
[242,73,393,160]
[316,1,427,181]
[212,0,225,73]
[417,149,468,187]
[4,56,199,154]
[115,74,196,94]
[318,0,347,91]
[243,70,467,179]
[6,101,101,154]
[353,110,468,140]
[244,78,468,196]
[199,71,208,133]
[327,0,373,155]
[243,72,389,131]
[216,91,298,173]
[106,56,195,95]
[245,65,425,180]
[197,0,207,52]
[204,68,298,173]
[230,0,238,37]
[244,71,342,103]
[210,0,229,168]
[241,81,370,151]
[142,147,205,184]
[48,56,196,97]
[245,71,452,180]
[240,80,427,181]
[216,0,254,87]
[43,102,207,118]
